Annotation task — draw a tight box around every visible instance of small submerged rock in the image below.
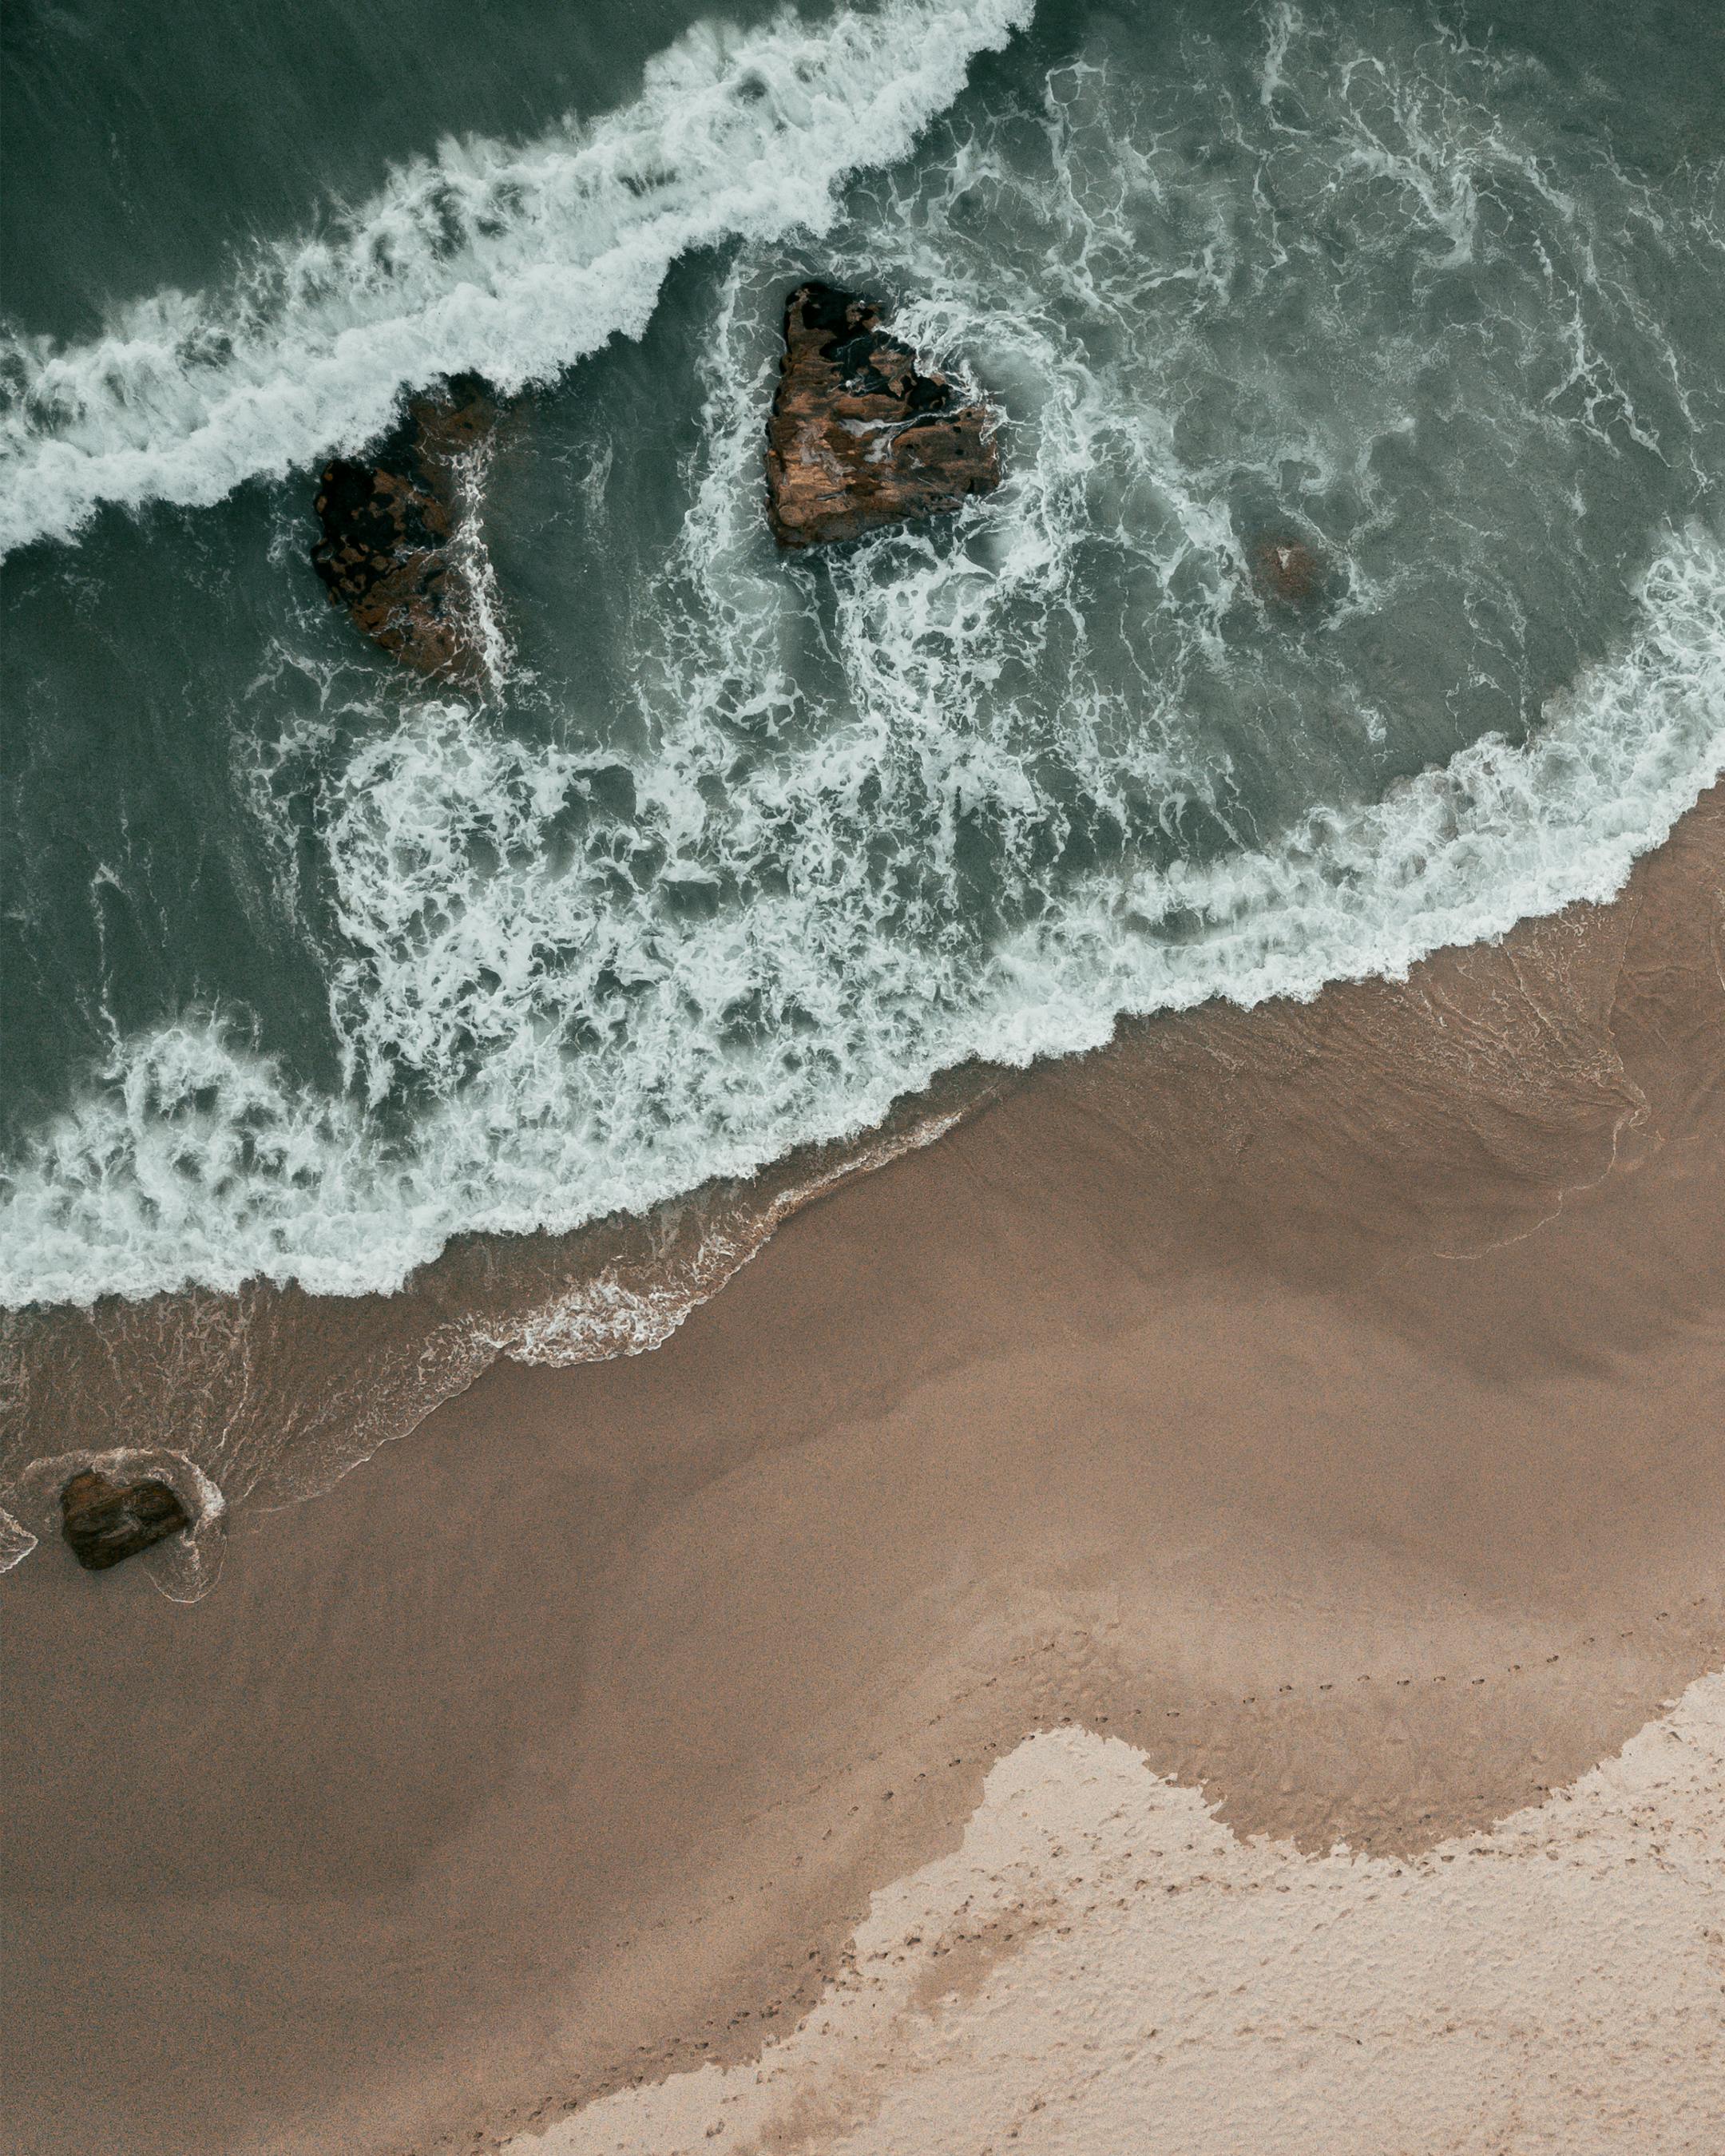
[1246,530,1343,618]
[764,282,1001,549]
[60,1468,189,1571]
[311,377,494,680]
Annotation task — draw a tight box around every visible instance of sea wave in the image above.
[2,518,1719,1311]
[0,0,1032,558]
[3,1,1721,1316]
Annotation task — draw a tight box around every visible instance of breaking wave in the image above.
[0,0,1030,557]
[2,0,1721,1318]
[2,517,1719,1309]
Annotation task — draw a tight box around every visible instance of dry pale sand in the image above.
[2,790,1721,2156]
[523,1674,1725,2156]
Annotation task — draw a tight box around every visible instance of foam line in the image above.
[1,522,1717,1309]
[0,0,1032,557]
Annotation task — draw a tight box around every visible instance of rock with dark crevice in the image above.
[60,1469,190,1571]
[764,283,1001,549]
[311,376,495,680]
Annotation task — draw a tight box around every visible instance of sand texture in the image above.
[524,1674,1725,2155]
[2,792,1721,2156]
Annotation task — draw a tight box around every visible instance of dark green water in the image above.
[2,0,1722,1330]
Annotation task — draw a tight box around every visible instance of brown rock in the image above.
[764,283,1001,549]
[60,1469,189,1571]
[312,378,495,680]
[1247,532,1338,616]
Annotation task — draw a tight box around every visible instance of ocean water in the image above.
[2,0,1723,1569]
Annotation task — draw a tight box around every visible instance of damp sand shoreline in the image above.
[2,788,1721,2155]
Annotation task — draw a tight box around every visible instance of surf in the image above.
[2,513,1719,1311]
[0,0,1032,559]
[2,0,1721,1318]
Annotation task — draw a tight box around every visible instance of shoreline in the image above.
[521,1673,1725,2153]
[2,787,1721,2155]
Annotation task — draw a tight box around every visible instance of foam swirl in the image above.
[1,519,1718,1310]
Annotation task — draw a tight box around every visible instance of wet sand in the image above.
[2,790,1721,2156]
[528,1676,1725,2154]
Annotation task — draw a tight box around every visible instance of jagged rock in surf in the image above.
[311,377,495,680]
[764,283,1001,549]
[60,1469,190,1571]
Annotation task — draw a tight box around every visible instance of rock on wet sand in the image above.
[60,1469,189,1571]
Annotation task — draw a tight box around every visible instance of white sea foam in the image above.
[504,1102,967,1366]
[0,0,1031,558]
[2,3,1720,1317]
[1,517,1719,1310]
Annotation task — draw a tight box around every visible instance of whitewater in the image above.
[0,0,1031,559]
[2,0,1723,1314]
[5,511,1719,1310]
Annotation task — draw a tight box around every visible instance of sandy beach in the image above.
[521,1673,1725,2154]
[5,2,1722,2146]
[3,788,1721,2156]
